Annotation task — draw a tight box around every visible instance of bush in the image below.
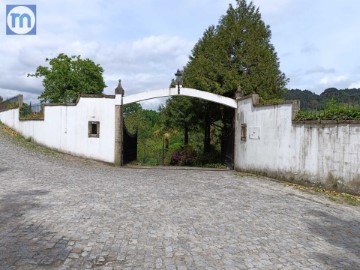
[5,102,19,110]
[294,99,360,121]
[19,104,31,117]
[170,146,196,166]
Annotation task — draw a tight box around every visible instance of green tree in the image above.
[162,96,200,145]
[123,103,142,117]
[0,96,3,102]
[124,104,164,165]
[19,103,31,117]
[184,0,288,98]
[284,89,320,111]
[166,0,288,158]
[28,53,106,103]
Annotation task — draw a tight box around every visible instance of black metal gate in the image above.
[123,124,137,165]
[221,120,235,169]
[224,127,234,169]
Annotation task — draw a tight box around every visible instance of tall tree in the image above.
[170,0,288,156]
[162,96,199,145]
[28,53,106,103]
[0,96,3,103]
[184,0,288,98]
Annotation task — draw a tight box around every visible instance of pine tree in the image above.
[184,0,288,98]
[165,0,288,158]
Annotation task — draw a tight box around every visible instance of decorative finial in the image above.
[115,79,125,96]
[235,85,244,99]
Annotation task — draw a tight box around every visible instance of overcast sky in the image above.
[1,0,360,108]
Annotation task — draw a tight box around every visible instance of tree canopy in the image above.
[284,88,360,111]
[0,96,3,103]
[164,0,288,157]
[28,53,106,103]
[183,0,288,98]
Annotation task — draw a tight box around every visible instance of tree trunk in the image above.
[204,116,211,153]
[184,125,189,146]
[221,123,227,163]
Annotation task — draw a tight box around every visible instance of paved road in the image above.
[0,130,360,270]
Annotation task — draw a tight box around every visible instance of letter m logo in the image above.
[6,5,37,35]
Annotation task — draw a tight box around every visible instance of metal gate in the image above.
[122,124,137,165]
[221,120,234,169]
[224,127,234,169]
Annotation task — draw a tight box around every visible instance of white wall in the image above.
[235,95,360,194]
[0,96,116,163]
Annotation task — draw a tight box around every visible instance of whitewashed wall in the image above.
[235,95,360,194]
[0,96,116,163]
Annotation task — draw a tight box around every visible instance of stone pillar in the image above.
[114,80,125,166]
[18,95,23,108]
[235,86,244,99]
[114,105,123,166]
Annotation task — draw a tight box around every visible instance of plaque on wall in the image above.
[249,126,260,140]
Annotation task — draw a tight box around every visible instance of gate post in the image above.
[114,80,125,166]
[114,105,123,166]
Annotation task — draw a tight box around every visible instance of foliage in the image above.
[164,0,287,161]
[259,97,286,105]
[294,99,360,121]
[202,163,227,169]
[183,0,288,98]
[123,103,142,117]
[161,96,201,145]
[28,53,106,103]
[19,103,31,117]
[5,102,19,110]
[124,103,164,165]
[286,183,360,206]
[19,103,44,119]
[170,146,197,166]
[123,103,226,167]
[196,147,222,165]
[284,88,360,111]
[0,96,3,102]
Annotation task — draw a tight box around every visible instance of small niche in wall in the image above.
[88,121,100,138]
[241,123,247,141]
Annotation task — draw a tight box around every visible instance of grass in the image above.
[285,183,360,206]
[202,163,227,169]
[236,171,360,206]
[0,122,114,167]
[20,113,44,120]
[0,122,61,157]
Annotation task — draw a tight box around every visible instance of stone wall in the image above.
[235,95,360,194]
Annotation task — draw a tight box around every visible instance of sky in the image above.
[1,0,360,109]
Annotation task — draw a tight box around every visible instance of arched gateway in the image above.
[122,87,237,108]
[114,82,238,166]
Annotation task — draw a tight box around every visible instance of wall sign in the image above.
[249,126,260,140]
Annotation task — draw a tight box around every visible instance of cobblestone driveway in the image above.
[0,131,360,270]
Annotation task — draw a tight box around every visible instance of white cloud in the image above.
[1,0,360,101]
[320,75,348,85]
[0,34,193,104]
[349,82,360,89]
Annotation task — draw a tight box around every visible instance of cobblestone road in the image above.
[0,130,360,270]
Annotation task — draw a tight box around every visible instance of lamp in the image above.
[175,69,183,94]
